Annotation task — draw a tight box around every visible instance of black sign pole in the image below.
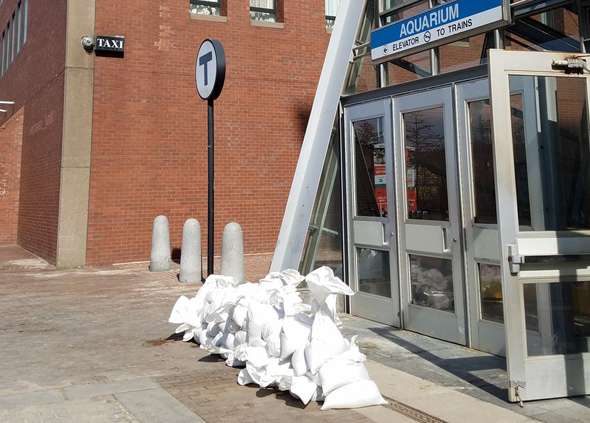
[196,38,225,278]
[207,98,214,277]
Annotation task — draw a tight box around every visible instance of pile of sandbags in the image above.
[169,266,386,410]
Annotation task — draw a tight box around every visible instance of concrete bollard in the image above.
[149,215,171,272]
[179,218,202,283]
[220,222,245,284]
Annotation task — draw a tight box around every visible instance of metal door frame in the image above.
[489,48,590,402]
[393,86,467,344]
[344,98,400,326]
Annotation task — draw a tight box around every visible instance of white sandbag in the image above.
[306,370,321,387]
[237,368,255,385]
[212,331,224,347]
[305,266,353,306]
[225,352,246,368]
[321,380,387,410]
[179,324,198,342]
[233,330,247,348]
[277,375,292,392]
[197,327,209,346]
[221,332,235,350]
[258,274,284,291]
[206,321,221,337]
[261,319,283,358]
[240,346,269,369]
[291,345,308,376]
[258,358,293,388]
[232,302,248,328]
[278,269,305,287]
[168,296,191,324]
[280,317,311,360]
[247,301,280,346]
[305,309,349,374]
[319,358,370,395]
[289,376,318,405]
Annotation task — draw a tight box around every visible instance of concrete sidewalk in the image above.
[0,245,586,423]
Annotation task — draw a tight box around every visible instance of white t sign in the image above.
[196,39,226,101]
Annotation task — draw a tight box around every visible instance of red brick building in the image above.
[0,0,334,267]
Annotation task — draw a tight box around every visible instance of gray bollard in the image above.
[220,222,245,284]
[149,215,171,272]
[179,218,202,283]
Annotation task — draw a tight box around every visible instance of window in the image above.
[16,1,20,54]
[21,0,27,46]
[1,31,5,77]
[0,1,26,77]
[250,0,276,22]
[10,12,15,62]
[5,20,10,71]
[190,0,221,16]
[325,0,340,29]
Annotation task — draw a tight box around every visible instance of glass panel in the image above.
[438,33,489,73]
[479,263,503,323]
[505,6,580,53]
[509,91,532,226]
[386,50,431,85]
[22,0,27,46]
[469,99,496,224]
[354,117,387,217]
[525,282,590,356]
[190,0,222,16]
[403,107,447,221]
[344,0,379,94]
[299,124,343,277]
[510,76,590,231]
[250,0,276,22]
[357,248,391,297]
[410,254,454,312]
[16,2,20,54]
[325,0,340,29]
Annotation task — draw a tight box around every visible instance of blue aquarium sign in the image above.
[371,0,510,63]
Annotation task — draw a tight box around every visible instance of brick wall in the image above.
[0,108,23,245]
[87,0,331,264]
[0,0,67,262]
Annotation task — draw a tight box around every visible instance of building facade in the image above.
[0,0,337,266]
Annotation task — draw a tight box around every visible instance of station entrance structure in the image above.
[273,0,590,403]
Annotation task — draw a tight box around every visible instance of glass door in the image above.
[457,77,538,356]
[344,99,399,326]
[489,49,590,402]
[393,87,467,344]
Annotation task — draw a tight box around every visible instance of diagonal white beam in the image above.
[271,0,367,271]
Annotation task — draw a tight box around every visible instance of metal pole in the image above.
[207,98,214,276]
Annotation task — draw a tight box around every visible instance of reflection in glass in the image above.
[469,100,496,224]
[505,7,580,53]
[299,125,342,277]
[479,263,503,323]
[510,76,590,231]
[525,281,590,356]
[404,107,448,221]
[439,33,489,73]
[354,118,387,217]
[386,50,432,85]
[410,255,454,312]
[509,92,532,226]
[344,0,379,95]
[357,248,391,297]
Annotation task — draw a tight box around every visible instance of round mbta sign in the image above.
[195,39,226,101]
